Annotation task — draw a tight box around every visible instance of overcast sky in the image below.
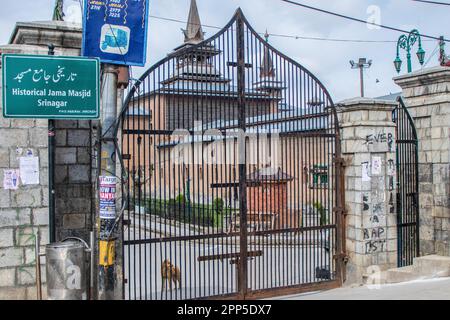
[0,0,448,101]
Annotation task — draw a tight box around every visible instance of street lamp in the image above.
[394,29,426,74]
[350,58,372,97]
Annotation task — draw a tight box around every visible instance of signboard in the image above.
[82,0,150,66]
[2,54,100,119]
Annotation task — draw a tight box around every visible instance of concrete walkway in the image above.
[276,277,450,300]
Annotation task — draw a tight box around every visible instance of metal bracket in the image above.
[333,206,348,217]
[227,62,253,68]
[333,156,346,168]
[333,253,349,263]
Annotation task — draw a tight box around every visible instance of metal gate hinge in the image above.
[333,157,346,167]
[333,206,348,216]
[333,253,349,263]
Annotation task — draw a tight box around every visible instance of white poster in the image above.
[362,162,371,182]
[3,169,20,190]
[371,156,382,176]
[19,156,40,185]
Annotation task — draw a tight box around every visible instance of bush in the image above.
[213,198,224,215]
[176,194,187,204]
[313,202,328,226]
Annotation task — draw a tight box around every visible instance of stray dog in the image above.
[161,259,181,291]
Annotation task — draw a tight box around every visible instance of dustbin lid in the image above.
[46,241,85,250]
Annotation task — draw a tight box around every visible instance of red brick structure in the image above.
[246,167,296,230]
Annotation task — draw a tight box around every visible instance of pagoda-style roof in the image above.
[247,167,294,184]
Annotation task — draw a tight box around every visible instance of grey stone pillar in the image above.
[394,67,450,257]
[337,98,398,285]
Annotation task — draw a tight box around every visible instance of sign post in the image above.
[2,54,100,119]
[81,0,148,300]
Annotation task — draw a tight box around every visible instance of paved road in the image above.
[275,277,450,300]
[124,225,333,300]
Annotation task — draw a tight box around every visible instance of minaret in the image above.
[254,31,285,112]
[163,0,228,89]
[260,31,276,78]
[183,0,205,45]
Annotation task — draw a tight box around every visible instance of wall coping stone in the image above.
[394,66,450,88]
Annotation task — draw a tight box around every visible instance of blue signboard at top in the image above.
[82,0,149,66]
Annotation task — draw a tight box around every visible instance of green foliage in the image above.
[313,202,328,226]
[145,198,224,228]
[213,197,224,215]
[176,194,187,204]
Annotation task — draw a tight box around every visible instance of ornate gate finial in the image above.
[52,0,65,21]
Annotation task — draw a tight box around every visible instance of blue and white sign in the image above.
[82,0,149,66]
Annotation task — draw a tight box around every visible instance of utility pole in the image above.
[48,44,56,243]
[98,64,119,300]
[350,58,372,97]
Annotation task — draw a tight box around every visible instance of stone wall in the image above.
[0,21,95,299]
[55,119,97,242]
[337,98,398,285]
[394,66,450,257]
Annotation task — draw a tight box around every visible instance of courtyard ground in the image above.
[274,277,450,300]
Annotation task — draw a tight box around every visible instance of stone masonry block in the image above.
[56,130,67,147]
[55,165,69,184]
[0,189,10,208]
[56,198,91,214]
[77,148,91,164]
[0,129,29,148]
[0,228,14,247]
[78,121,91,129]
[15,226,38,246]
[0,148,9,168]
[55,120,78,129]
[39,226,49,244]
[0,287,26,300]
[0,247,23,268]
[17,267,36,285]
[29,127,48,148]
[32,208,49,226]
[0,268,15,287]
[63,214,86,230]
[0,209,31,227]
[67,129,90,147]
[38,148,48,168]
[68,165,90,183]
[11,188,42,208]
[11,119,35,128]
[55,147,77,165]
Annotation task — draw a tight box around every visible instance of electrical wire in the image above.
[279,0,450,42]
[411,0,450,5]
[148,14,427,44]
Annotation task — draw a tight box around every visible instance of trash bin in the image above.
[45,241,88,300]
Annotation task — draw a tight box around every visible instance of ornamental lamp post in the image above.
[394,29,426,74]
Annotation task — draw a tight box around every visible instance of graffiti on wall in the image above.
[364,132,394,152]
[361,154,391,255]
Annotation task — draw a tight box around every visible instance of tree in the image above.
[53,0,65,21]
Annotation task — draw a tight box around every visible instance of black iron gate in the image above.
[117,9,344,300]
[394,97,420,267]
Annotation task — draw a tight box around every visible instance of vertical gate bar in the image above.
[152,71,158,300]
[137,72,142,300]
[415,133,420,258]
[395,103,401,267]
[236,12,248,299]
[143,75,148,300]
